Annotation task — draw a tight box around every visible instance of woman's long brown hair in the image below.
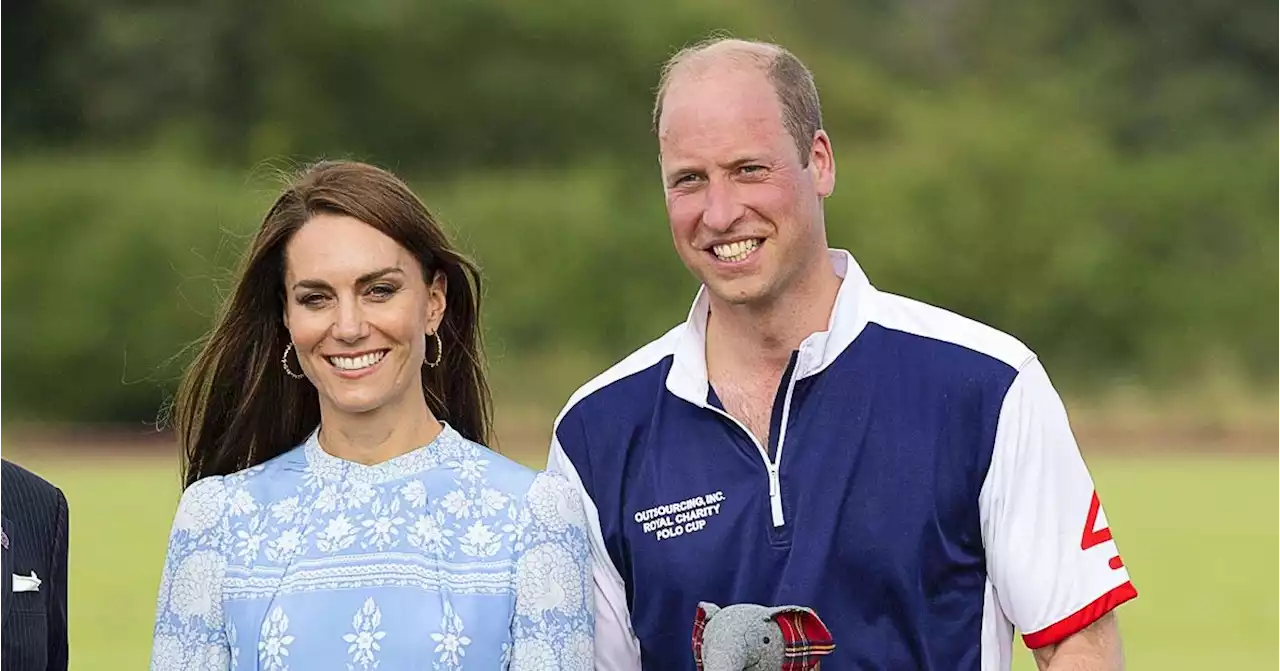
[170,160,493,488]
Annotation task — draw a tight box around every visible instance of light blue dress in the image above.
[150,423,594,670]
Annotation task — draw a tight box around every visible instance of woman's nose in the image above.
[331,300,369,342]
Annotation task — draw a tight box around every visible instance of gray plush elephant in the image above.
[692,601,835,671]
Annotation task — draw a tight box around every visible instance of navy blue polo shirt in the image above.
[547,250,1136,670]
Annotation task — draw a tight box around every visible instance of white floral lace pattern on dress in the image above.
[149,424,593,670]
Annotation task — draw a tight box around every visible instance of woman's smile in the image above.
[324,348,390,379]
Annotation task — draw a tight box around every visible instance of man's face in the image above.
[658,64,834,308]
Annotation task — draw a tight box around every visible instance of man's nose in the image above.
[700,177,745,232]
[331,299,369,342]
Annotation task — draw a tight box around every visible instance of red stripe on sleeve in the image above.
[1022,581,1138,649]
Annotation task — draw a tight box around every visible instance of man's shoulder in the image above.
[866,288,1036,373]
[1,459,65,507]
[554,321,687,426]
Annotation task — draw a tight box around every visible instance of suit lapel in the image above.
[2,515,12,624]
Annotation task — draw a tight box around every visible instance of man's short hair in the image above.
[652,36,825,166]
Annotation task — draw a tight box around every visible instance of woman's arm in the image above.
[510,471,595,670]
[150,476,232,671]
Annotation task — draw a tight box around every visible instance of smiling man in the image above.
[545,37,1136,670]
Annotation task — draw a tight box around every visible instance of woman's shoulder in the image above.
[176,444,306,514]
[446,431,576,501]
[179,473,230,501]
[453,437,585,526]
[171,474,231,539]
[464,443,538,492]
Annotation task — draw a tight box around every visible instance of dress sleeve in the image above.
[547,423,642,671]
[979,359,1137,649]
[509,471,595,670]
[150,476,232,671]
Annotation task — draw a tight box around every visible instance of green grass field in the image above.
[10,450,1276,670]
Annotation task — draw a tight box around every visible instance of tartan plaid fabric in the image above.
[691,605,710,670]
[777,609,836,670]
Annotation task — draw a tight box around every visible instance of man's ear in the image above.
[808,130,836,198]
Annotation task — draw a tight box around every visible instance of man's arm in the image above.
[1031,611,1124,670]
[48,487,70,671]
[980,358,1135,669]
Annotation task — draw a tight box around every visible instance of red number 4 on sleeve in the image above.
[1081,491,1125,570]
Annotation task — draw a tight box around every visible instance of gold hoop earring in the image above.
[282,343,306,379]
[424,331,442,368]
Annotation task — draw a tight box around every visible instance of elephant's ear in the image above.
[767,606,835,670]
[692,602,720,669]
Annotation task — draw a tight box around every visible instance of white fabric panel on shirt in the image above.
[978,358,1132,641]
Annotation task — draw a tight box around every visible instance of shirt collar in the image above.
[665,248,873,406]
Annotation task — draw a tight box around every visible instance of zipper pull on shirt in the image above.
[768,463,784,526]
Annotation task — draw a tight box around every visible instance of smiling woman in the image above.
[281,212,451,428]
[150,160,594,670]
[174,161,493,478]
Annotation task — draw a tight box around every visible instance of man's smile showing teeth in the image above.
[327,350,387,371]
[711,238,762,263]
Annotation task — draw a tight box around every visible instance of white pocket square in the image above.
[13,571,41,593]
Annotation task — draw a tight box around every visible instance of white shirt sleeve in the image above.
[979,358,1138,649]
[546,433,643,670]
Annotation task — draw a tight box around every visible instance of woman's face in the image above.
[282,213,446,417]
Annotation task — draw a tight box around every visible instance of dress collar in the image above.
[302,422,463,486]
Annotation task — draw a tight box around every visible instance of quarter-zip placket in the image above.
[707,351,801,528]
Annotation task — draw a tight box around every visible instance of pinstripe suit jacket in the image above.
[2,460,69,671]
